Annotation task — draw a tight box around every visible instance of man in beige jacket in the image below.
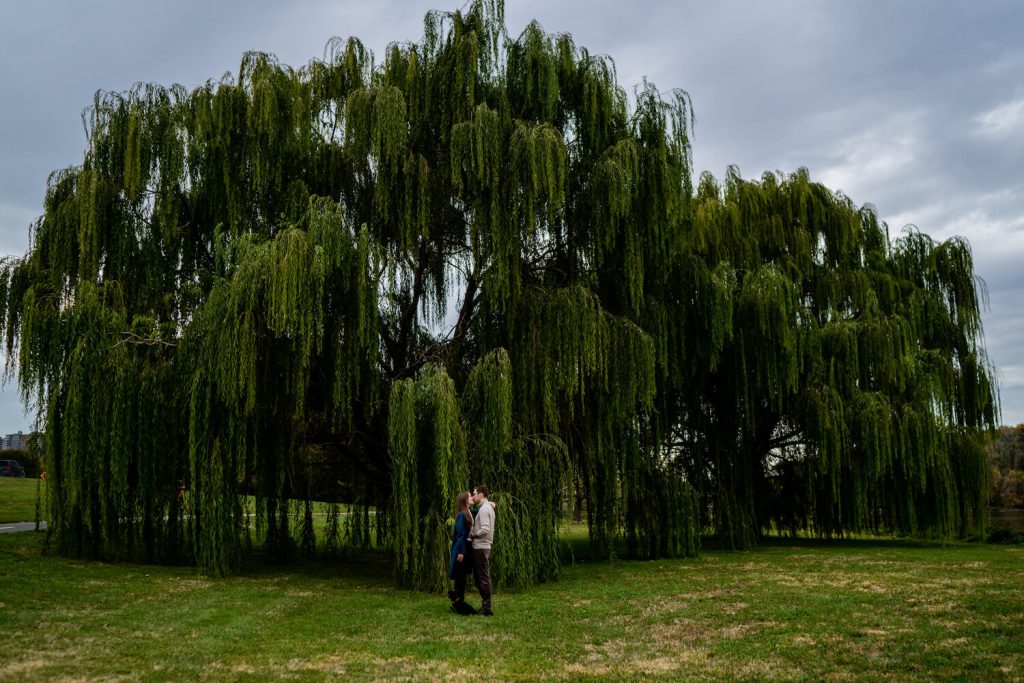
[470,485,495,616]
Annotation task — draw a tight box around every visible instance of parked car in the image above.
[0,459,26,477]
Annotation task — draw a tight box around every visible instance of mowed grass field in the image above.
[0,477,44,524]
[1,523,1022,682]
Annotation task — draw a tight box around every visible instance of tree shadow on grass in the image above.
[745,534,969,551]
[235,547,396,587]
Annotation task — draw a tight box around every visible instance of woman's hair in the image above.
[456,491,473,524]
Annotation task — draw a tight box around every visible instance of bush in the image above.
[987,525,1024,545]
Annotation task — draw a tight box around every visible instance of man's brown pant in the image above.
[473,548,492,611]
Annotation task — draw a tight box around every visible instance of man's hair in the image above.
[474,485,489,498]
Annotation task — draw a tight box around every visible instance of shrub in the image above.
[987,526,1024,545]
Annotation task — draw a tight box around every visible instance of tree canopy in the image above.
[0,1,997,589]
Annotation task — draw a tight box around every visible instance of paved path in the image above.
[0,521,47,533]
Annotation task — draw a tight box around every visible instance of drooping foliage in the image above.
[675,169,998,545]
[0,2,996,589]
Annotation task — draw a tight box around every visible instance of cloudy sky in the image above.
[0,0,1021,434]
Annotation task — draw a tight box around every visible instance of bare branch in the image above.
[110,331,178,350]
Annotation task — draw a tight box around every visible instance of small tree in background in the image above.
[989,425,1024,507]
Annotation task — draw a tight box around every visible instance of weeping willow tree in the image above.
[671,168,999,546]
[0,1,995,587]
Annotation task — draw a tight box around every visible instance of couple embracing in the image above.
[448,486,495,616]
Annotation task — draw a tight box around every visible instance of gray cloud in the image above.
[0,0,1021,428]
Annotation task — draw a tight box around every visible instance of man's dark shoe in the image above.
[480,608,494,617]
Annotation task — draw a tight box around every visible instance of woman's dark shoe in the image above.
[448,590,478,615]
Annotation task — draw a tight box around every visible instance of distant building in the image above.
[2,431,35,451]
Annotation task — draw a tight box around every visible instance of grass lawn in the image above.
[0,476,44,523]
[0,530,1021,681]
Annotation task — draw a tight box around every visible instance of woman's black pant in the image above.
[452,554,472,601]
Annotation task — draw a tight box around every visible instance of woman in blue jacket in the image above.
[448,491,475,613]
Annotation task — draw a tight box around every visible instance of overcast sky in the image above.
[1,0,1022,434]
